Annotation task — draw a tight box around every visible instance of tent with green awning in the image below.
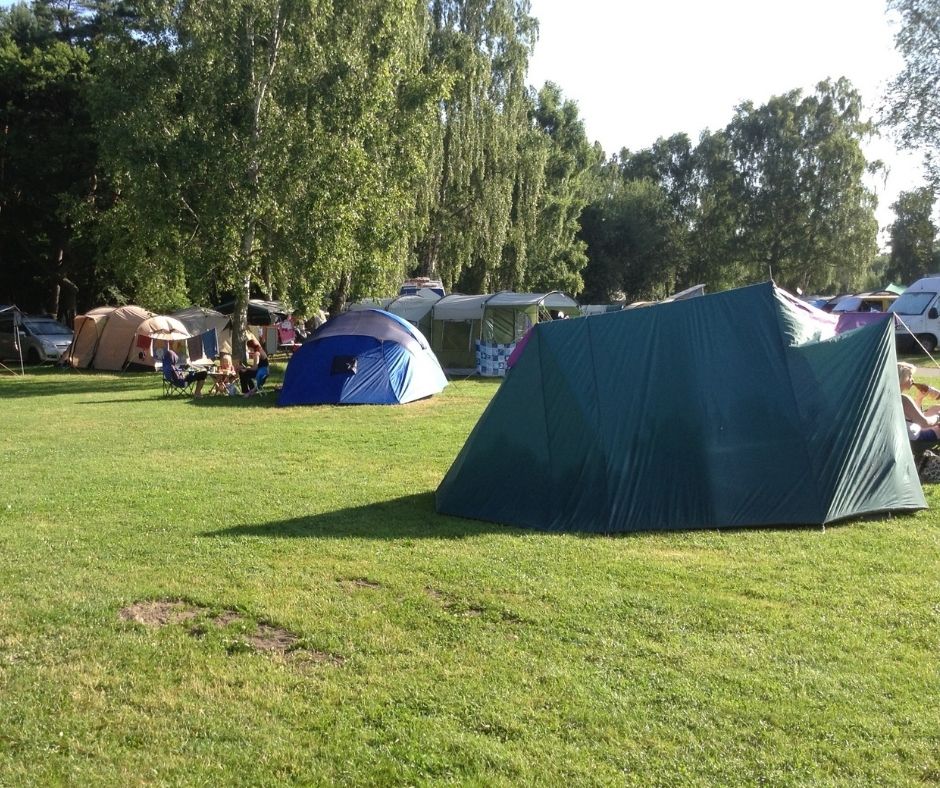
[436,282,925,532]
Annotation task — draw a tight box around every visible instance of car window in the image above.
[23,319,71,335]
[0,318,13,334]
[832,298,861,313]
[889,292,936,316]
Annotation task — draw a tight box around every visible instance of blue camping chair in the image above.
[245,365,269,396]
[162,358,196,397]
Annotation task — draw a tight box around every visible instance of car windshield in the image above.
[23,319,71,336]
[889,292,935,316]
[831,298,861,313]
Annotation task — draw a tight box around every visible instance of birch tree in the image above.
[95,0,435,356]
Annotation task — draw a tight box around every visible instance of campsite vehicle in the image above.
[889,276,940,352]
[0,311,73,363]
[830,291,898,314]
[400,277,445,297]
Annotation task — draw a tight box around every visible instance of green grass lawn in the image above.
[1,366,938,785]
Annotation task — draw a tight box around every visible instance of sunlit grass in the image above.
[0,366,937,784]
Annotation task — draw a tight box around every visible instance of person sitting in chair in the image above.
[239,337,269,395]
[163,345,207,397]
[898,361,940,439]
[210,352,238,395]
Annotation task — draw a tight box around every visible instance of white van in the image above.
[889,276,940,352]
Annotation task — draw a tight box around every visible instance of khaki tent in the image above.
[67,307,116,369]
[89,306,153,371]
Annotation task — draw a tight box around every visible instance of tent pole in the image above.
[894,314,940,370]
[0,307,24,375]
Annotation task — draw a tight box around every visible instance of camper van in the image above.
[889,276,940,352]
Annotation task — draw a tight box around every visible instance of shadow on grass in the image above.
[0,368,156,399]
[203,493,519,539]
[0,366,285,404]
[202,492,917,541]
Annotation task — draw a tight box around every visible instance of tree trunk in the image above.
[47,247,66,318]
[328,270,351,317]
[234,216,255,365]
[60,276,78,327]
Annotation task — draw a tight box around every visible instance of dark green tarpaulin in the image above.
[436,282,926,532]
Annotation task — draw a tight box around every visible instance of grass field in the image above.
[1,365,938,785]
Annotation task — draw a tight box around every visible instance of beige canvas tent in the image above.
[89,306,153,371]
[67,307,117,369]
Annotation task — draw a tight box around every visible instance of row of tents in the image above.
[65,287,701,374]
[65,298,301,371]
[349,290,581,374]
[55,282,929,534]
[68,306,233,371]
[349,285,707,374]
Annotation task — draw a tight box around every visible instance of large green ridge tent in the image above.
[436,282,926,532]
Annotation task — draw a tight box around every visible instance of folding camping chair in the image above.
[276,321,300,355]
[910,435,940,478]
[162,360,196,397]
[244,365,269,396]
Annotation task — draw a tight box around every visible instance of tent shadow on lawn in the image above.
[201,493,888,540]
[203,493,522,540]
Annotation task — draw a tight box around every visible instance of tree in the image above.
[684,129,749,291]
[886,187,937,284]
[727,79,878,292]
[579,169,685,304]
[94,0,437,357]
[579,80,880,301]
[0,3,98,321]
[884,0,940,188]
[514,82,599,294]
[415,0,539,293]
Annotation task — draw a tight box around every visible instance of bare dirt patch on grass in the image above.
[339,577,382,590]
[119,600,343,667]
[119,600,204,626]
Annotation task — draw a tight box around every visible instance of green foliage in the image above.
[0,5,99,320]
[519,82,600,294]
[416,0,540,293]
[0,368,938,783]
[579,174,685,303]
[93,0,439,349]
[885,0,940,188]
[2,1,891,316]
[581,80,879,302]
[886,187,937,285]
[728,79,878,293]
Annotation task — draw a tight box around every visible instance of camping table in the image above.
[207,367,238,395]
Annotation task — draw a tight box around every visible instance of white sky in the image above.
[527,0,927,239]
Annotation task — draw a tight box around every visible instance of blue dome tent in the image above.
[278,309,448,406]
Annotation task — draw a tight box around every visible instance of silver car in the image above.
[0,314,73,364]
